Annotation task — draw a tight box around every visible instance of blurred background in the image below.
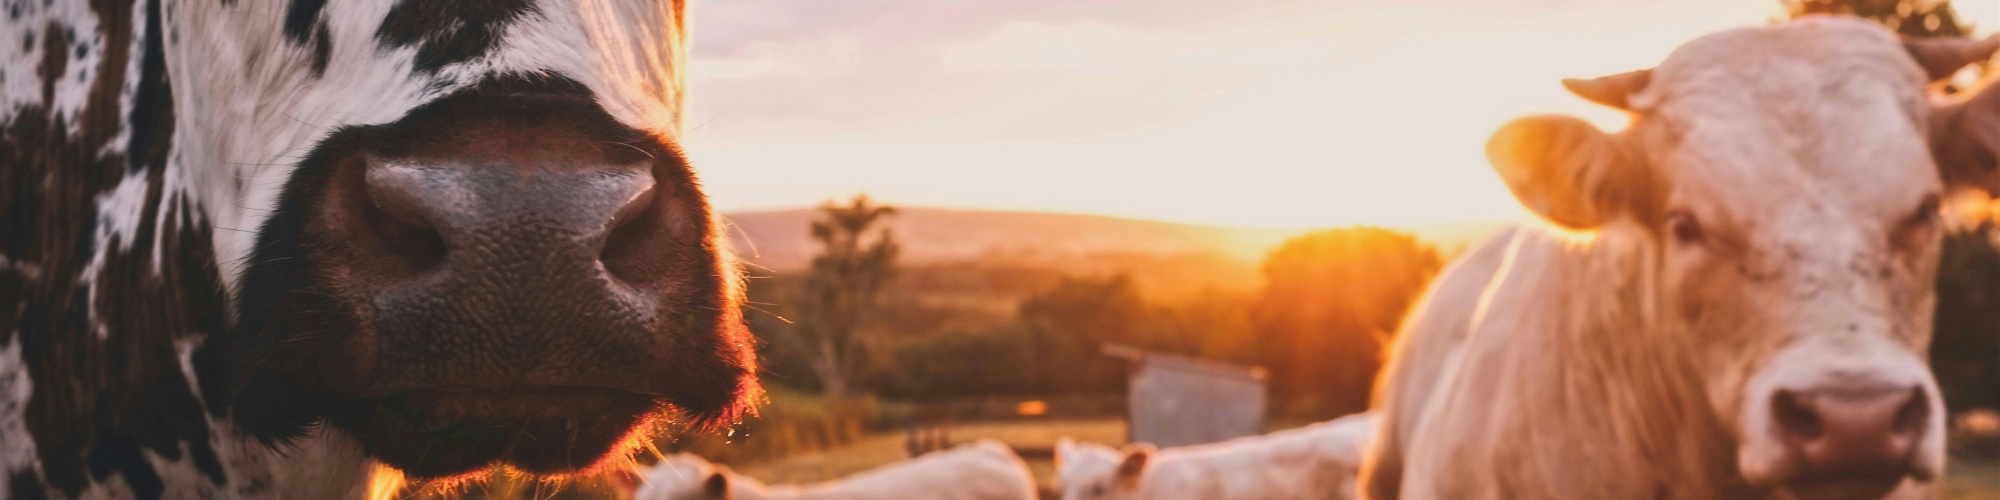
[436,1,2000,498]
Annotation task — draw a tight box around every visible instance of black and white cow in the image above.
[1,0,763,497]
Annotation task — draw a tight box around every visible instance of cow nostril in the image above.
[364,202,446,271]
[598,183,660,282]
[359,167,447,273]
[1893,387,1928,437]
[1773,389,1824,442]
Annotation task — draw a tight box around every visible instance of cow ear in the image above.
[1055,437,1075,467]
[1914,35,2000,195]
[1904,35,2000,81]
[704,471,731,499]
[1489,115,1654,229]
[1562,69,1651,110]
[1932,83,2000,195]
[1116,444,1154,483]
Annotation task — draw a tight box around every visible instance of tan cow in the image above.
[1056,412,1376,500]
[1359,16,2000,500]
[636,440,1037,500]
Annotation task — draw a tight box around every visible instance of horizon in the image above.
[718,202,1510,234]
[684,0,2000,228]
[719,204,1513,268]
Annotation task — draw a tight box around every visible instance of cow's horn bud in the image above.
[1562,69,1653,110]
[1905,35,2000,81]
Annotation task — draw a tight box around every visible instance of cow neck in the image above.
[1488,227,1745,498]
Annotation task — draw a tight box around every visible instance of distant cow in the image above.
[636,440,1038,500]
[1056,412,1375,500]
[2,0,759,497]
[1360,17,2000,500]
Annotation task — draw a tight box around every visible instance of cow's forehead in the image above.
[166,0,688,291]
[1634,17,1939,232]
[176,0,685,130]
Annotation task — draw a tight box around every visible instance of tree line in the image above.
[757,186,1998,423]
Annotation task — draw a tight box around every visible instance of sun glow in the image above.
[359,412,679,499]
[685,0,1791,229]
[365,464,406,500]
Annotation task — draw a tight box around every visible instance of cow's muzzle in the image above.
[292,81,752,407]
[218,75,756,479]
[349,158,665,395]
[1737,355,1946,500]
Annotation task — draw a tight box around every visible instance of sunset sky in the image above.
[682,0,2000,229]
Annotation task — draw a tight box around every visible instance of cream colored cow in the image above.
[1056,412,1376,500]
[1361,16,2000,500]
[636,440,1036,500]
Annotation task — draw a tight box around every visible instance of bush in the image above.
[1935,226,2000,414]
[1251,227,1444,416]
[874,275,1154,398]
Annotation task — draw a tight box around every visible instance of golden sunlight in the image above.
[686,0,1793,229]
[366,464,407,500]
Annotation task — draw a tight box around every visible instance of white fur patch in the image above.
[94,170,152,253]
[0,0,92,122]
[0,338,39,484]
[82,170,154,339]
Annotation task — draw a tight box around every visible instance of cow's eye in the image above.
[1910,194,1942,228]
[1667,211,1704,245]
[1895,194,1942,251]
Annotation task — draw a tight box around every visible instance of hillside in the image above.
[722,207,1291,270]
[723,207,1509,272]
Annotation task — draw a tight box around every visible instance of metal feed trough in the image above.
[1103,345,1268,448]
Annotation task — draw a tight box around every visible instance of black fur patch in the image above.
[280,0,321,42]
[374,0,535,73]
[2,0,225,497]
[309,21,330,75]
[281,0,329,76]
[127,0,169,172]
[8,469,49,500]
[37,21,65,104]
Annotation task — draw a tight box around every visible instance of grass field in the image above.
[1944,454,2000,500]
[730,419,1127,491]
[725,419,2000,498]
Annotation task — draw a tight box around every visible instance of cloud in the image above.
[681,0,1770,144]
[681,0,1340,143]
[678,0,1783,226]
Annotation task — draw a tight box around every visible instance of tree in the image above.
[1934,225,2000,413]
[1154,289,1259,364]
[791,195,899,398]
[875,273,1154,398]
[1783,0,1969,36]
[1251,227,1444,417]
[1014,274,1152,392]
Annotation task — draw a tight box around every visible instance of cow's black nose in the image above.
[360,160,657,277]
[333,149,678,395]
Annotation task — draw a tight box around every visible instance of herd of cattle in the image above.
[631,413,1376,500]
[4,0,2000,498]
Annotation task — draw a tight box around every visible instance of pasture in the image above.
[731,419,1126,491]
[1944,458,2000,499]
[686,419,2000,499]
